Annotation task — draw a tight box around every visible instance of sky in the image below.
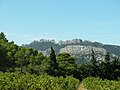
[0,0,120,45]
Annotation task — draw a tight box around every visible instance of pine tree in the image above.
[50,47,57,69]
[47,47,58,76]
[104,52,110,64]
[90,49,96,65]
[89,49,99,77]
[100,52,112,79]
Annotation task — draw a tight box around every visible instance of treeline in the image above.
[0,32,120,81]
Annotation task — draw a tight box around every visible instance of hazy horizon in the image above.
[0,0,120,45]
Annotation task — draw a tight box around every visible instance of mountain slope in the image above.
[23,39,120,63]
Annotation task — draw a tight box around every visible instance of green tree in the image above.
[0,44,7,71]
[0,32,13,71]
[57,52,77,77]
[27,52,47,75]
[50,47,58,68]
[90,49,97,65]
[46,47,58,76]
[110,57,120,80]
[99,52,113,80]
[89,49,99,77]
[104,52,110,64]
[0,32,8,42]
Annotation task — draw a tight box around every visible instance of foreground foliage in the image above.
[0,72,79,90]
[83,77,120,90]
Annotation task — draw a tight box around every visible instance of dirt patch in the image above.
[78,83,87,90]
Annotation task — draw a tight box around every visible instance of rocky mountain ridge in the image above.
[22,39,120,63]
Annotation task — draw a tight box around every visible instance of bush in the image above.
[83,77,120,90]
[0,72,79,90]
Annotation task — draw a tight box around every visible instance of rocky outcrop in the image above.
[58,39,83,45]
[60,45,106,55]
[60,45,107,63]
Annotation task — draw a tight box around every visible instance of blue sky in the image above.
[0,0,120,45]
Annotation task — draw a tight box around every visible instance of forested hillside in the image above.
[0,32,120,90]
[23,39,120,56]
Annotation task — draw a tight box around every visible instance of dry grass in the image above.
[77,83,87,90]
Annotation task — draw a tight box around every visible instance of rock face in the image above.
[60,45,106,55]
[58,39,83,45]
[60,45,107,63]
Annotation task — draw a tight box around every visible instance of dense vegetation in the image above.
[0,72,79,90]
[0,32,120,89]
[83,77,120,90]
